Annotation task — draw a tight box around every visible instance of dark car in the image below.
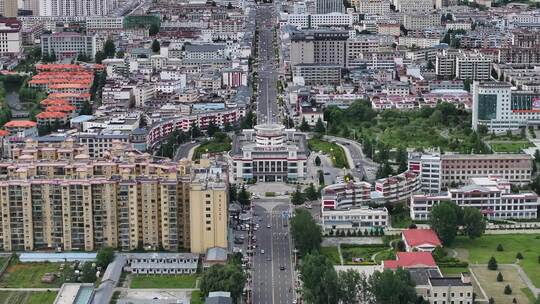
[280,265,286,270]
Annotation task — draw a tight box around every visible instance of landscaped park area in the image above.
[448,234,540,302]
[322,233,540,303]
[308,138,349,169]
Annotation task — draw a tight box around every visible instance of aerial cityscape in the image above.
[0,0,539,303]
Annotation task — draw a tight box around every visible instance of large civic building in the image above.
[472,81,540,132]
[409,152,534,193]
[410,177,539,221]
[0,140,228,253]
[231,124,309,182]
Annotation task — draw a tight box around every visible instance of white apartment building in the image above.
[85,17,123,30]
[445,21,472,31]
[316,0,345,14]
[374,171,421,203]
[403,13,440,30]
[0,18,21,55]
[321,181,372,210]
[408,152,533,193]
[345,36,380,67]
[410,177,539,220]
[396,0,434,13]
[41,32,97,59]
[355,0,390,15]
[133,83,155,107]
[310,13,353,28]
[321,207,389,231]
[287,14,310,28]
[398,36,441,48]
[455,52,492,80]
[39,0,116,16]
[436,50,491,80]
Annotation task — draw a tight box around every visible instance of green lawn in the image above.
[451,234,540,287]
[440,267,469,276]
[340,244,387,265]
[190,290,203,304]
[320,247,341,265]
[308,139,349,169]
[488,141,534,153]
[193,138,231,160]
[130,275,198,289]
[0,291,57,304]
[0,262,69,288]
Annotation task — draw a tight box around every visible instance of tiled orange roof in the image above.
[48,92,91,99]
[0,130,9,136]
[36,111,68,119]
[36,64,87,72]
[4,120,37,128]
[49,83,91,89]
[40,98,71,106]
[46,105,77,112]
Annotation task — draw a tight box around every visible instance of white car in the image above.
[260,249,265,254]
[267,224,271,228]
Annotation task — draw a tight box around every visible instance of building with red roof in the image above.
[383,252,437,269]
[402,229,442,252]
[36,112,69,126]
[3,120,38,137]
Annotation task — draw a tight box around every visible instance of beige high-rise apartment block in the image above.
[0,140,228,253]
[189,168,228,254]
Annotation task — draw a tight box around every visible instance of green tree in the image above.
[96,247,115,269]
[462,207,486,239]
[488,256,498,270]
[516,252,523,260]
[94,51,106,64]
[497,272,504,282]
[291,187,306,205]
[396,146,408,173]
[152,39,161,53]
[504,285,512,295]
[314,118,326,133]
[290,209,322,255]
[315,156,321,166]
[300,253,340,304]
[240,111,255,129]
[238,185,251,207]
[299,117,310,132]
[338,269,372,304]
[430,201,459,246]
[116,50,125,58]
[224,122,234,132]
[190,123,202,138]
[76,52,91,62]
[207,120,220,137]
[149,23,160,36]
[304,183,319,201]
[50,50,57,62]
[80,100,93,115]
[104,39,116,58]
[464,78,472,92]
[200,263,246,303]
[229,184,238,202]
[369,268,417,304]
[80,262,97,283]
[497,244,504,251]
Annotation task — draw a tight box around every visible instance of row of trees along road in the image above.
[291,209,424,304]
